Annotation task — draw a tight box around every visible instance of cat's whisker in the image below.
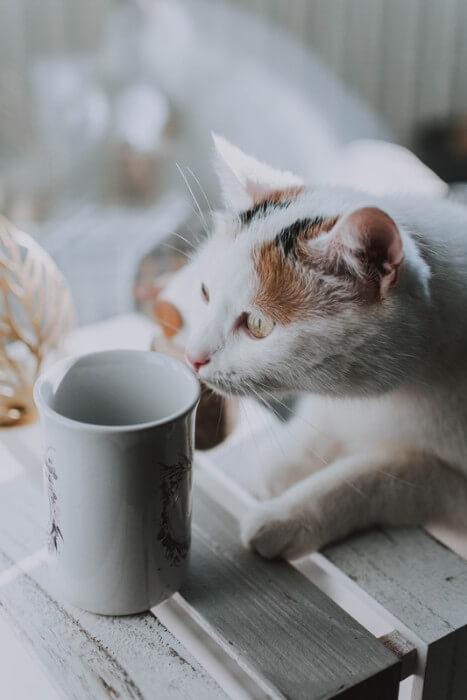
[175,163,209,233]
[253,390,329,468]
[260,386,333,444]
[186,166,214,219]
[245,382,288,462]
[241,373,329,468]
[159,242,193,260]
[237,389,267,465]
[232,347,329,467]
[183,219,204,246]
[235,392,257,456]
[167,230,198,252]
[343,479,367,499]
[377,469,417,487]
[186,204,211,239]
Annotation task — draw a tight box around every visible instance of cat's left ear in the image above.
[318,207,403,297]
[212,133,303,210]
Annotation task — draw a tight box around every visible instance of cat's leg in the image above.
[241,449,467,559]
[243,409,341,500]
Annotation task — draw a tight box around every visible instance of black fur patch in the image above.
[274,216,329,257]
[239,198,291,227]
[274,218,309,257]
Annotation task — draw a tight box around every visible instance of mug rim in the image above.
[33,349,201,433]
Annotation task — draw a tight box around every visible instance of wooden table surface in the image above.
[1,314,467,700]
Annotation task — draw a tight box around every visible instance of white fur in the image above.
[162,138,467,559]
[212,133,304,210]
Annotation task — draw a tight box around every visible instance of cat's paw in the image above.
[240,501,319,559]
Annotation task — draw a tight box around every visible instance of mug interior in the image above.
[37,350,200,428]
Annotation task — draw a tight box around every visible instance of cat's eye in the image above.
[246,312,275,339]
[201,282,210,303]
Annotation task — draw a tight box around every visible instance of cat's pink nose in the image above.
[186,352,211,372]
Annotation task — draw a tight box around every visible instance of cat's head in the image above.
[176,136,430,398]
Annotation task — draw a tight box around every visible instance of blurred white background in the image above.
[1,0,465,327]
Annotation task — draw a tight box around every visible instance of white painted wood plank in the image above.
[155,597,271,700]
[181,482,401,700]
[0,474,225,700]
[325,528,467,647]
[0,612,61,700]
[324,529,467,700]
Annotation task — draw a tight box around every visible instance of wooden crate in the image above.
[1,314,466,699]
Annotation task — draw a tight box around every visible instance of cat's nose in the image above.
[186,352,211,372]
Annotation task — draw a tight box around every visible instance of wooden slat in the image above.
[324,528,467,700]
[182,483,400,700]
[0,475,225,700]
[379,630,417,681]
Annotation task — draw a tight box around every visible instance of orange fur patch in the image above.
[153,299,182,338]
[262,186,305,204]
[253,242,309,324]
[253,216,340,324]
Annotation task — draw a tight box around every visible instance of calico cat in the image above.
[163,134,467,560]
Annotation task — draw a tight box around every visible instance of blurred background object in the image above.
[0,216,74,427]
[0,0,467,325]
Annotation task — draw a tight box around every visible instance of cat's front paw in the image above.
[240,501,319,560]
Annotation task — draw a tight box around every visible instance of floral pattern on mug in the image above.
[158,454,191,566]
[43,446,63,553]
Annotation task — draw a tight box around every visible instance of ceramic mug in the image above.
[34,349,200,615]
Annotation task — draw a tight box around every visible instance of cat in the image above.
[161,134,467,560]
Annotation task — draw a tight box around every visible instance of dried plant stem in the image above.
[0,216,74,426]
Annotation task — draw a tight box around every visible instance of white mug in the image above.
[34,349,200,615]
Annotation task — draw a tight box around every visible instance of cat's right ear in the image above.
[313,207,403,299]
[212,133,303,211]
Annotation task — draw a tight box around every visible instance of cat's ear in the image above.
[212,133,303,210]
[318,207,403,297]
